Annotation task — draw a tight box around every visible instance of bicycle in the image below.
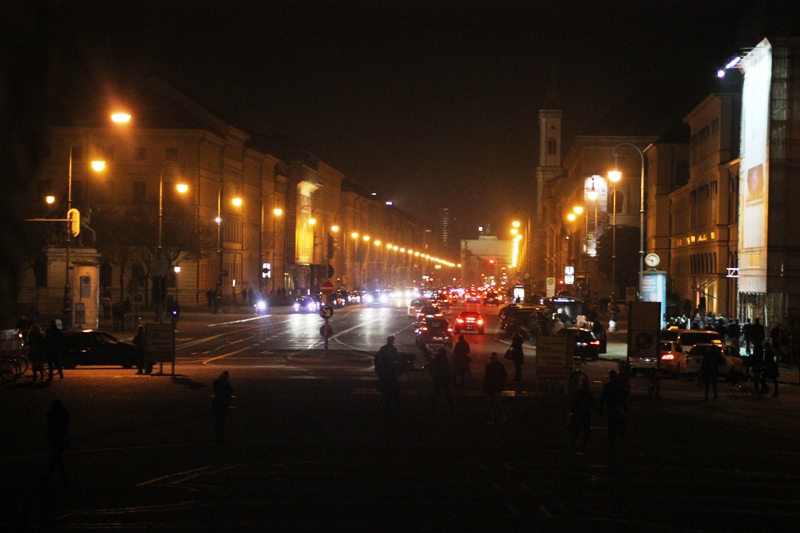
[0,353,24,382]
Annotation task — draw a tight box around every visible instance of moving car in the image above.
[484,291,503,305]
[364,290,390,307]
[465,291,482,303]
[293,296,321,313]
[685,343,743,376]
[254,298,269,315]
[454,311,485,334]
[416,305,444,322]
[408,298,428,317]
[556,327,601,361]
[61,330,137,369]
[415,317,454,347]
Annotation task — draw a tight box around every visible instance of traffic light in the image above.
[67,208,80,237]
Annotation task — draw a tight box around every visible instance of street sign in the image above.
[320,305,334,319]
[320,324,333,338]
[320,279,335,295]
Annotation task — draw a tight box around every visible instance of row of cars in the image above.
[408,296,487,348]
[631,329,744,377]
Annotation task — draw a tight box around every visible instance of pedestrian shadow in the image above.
[171,375,206,389]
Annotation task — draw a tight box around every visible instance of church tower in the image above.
[534,65,565,284]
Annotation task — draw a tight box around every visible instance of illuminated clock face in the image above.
[645,253,661,268]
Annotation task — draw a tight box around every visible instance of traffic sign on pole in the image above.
[320,305,334,319]
[320,279,335,296]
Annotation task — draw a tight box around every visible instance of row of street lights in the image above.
[560,143,646,302]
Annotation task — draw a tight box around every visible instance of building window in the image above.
[547,138,557,155]
[134,147,147,160]
[165,148,178,161]
[711,118,719,134]
[133,181,146,204]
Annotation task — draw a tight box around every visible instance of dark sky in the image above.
[44,0,766,242]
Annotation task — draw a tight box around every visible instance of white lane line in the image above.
[202,346,252,364]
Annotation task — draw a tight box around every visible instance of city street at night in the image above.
[3,302,800,531]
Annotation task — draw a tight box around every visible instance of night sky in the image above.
[32,0,776,241]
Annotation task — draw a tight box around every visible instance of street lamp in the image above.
[215,185,242,314]
[155,165,188,321]
[259,192,283,294]
[607,168,622,301]
[610,143,646,297]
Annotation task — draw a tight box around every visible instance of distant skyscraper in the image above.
[438,207,451,250]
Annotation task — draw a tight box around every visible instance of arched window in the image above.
[547,138,557,155]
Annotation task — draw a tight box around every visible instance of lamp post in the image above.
[607,169,622,301]
[259,192,282,295]
[611,143,646,297]
[156,165,188,322]
[62,135,110,329]
[215,184,242,314]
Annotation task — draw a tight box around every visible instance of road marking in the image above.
[202,346,252,364]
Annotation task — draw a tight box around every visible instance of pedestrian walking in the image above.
[569,377,598,451]
[600,370,627,449]
[701,345,723,400]
[212,371,234,445]
[27,324,46,381]
[762,342,779,397]
[39,400,70,486]
[430,348,454,413]
[483,352,507,424]
[510,331,525,382]
[133,325,151,375]
[374,336,401,416]
[452,335,471,385]
[44,320,64,381]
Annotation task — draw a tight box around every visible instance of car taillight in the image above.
[447,327,453,332]
[590,340,600,346]
[420,326,428,331]
[456,318,464,324]
[477,319,484,325]
[661,354,674,361]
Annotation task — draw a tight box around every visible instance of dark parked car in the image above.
[61,330,137,369]
[556,327,601,361]
[415,317,454,347]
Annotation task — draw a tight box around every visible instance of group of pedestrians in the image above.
[569,370,628,451]
[17,318,65,382]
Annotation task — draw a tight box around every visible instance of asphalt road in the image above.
[3,300,800,531]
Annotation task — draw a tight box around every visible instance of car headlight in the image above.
[364,294,374,303]
[293,303,300,311]
[380,294,388,303]
[255,300,267,312]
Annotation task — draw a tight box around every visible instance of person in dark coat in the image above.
[27,324,46,381]
[484,352,507,424]
[44,320,64,381]
[451,335,471,385]
[570,377,598,451]
[762,342,779,397]
[510,331,525,382]
[430,348,454,412]
[212,371,234,445]
[40,399,70,486]
[133,325,151,375]
[374,336,401,416]
[600,370,627,449]
[701,345,723,400]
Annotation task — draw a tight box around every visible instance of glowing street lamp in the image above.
[607,169,622,300]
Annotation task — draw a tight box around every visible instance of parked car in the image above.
[685,343,743,376]
[454,311,485,334]
[61,330,137,369]
[658,340,687,374]
[293,296,321,313]
[415,317,454,347]
[556,327,601,361]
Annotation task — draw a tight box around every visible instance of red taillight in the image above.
[661,354,675,361]
[477,319,484,325]
[590,340,600,346]
[447,327,453,333]
[456,318,464,324]
[420,326,428,331]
